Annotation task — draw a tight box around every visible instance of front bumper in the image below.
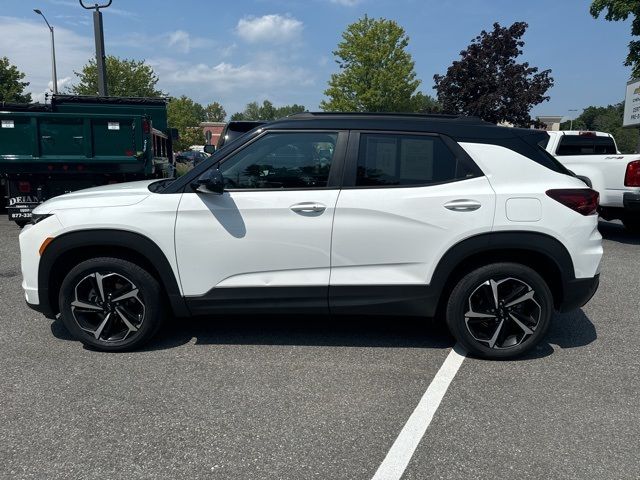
[558,274,600,313]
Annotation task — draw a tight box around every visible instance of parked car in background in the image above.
[20,113,601,359]
[217,121,266,149]
[544,130,640,232]
[175,150,209,167]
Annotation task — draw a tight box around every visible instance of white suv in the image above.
[19,113,603,359]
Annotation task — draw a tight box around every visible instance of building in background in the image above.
[200,121,226,146]
[536,115,563,131]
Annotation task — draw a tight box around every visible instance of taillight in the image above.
[18,181,31,193]
[546,189,599,216]
[625,160,640,187]
[142,119,150,134]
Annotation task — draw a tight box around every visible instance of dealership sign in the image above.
[623,78,640,127]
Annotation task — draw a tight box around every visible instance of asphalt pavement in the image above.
[0,218,638,480]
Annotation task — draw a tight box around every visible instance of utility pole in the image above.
[79,1,112,96]
[33,9,58,95]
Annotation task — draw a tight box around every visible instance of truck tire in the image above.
[58,257,166,351]
[446,263,553,360]
[623,218,640,234]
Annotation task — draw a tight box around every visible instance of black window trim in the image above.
[341,130,484,190]
[169,129,349,193]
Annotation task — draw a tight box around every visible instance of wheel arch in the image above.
[429,231,574,316]
[38,229,189,318]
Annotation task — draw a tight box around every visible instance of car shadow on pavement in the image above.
[516,309,597,361]
[51,314,455,351]
[50,309,597,358]
[598,220,640,245]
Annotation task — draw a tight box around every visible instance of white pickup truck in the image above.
[543,131,640,232]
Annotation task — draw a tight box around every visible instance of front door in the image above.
[175,130,347,314]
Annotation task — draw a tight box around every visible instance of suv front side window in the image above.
[218,132,338,189]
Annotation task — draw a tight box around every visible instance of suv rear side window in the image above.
[219,132,337,189]
[556,135,617,156]
[356,134,473,187]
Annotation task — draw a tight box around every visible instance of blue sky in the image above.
[0,0,635,119]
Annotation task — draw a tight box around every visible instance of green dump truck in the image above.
[0,95,176,225]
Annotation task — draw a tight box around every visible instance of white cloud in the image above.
[166,30,214,53]
[235,14,303,44]
[0,16,92,98]
[329,0,362,5]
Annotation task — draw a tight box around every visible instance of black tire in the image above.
[446,263,553,360]
[623,217,640,234]
[58,257,165,351]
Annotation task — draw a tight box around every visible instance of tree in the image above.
[167,95,205,150]
[433,22,554,127]
[320,16,422,112]
[69,56,163,97]
[230,100,305,121]
[560,102,639,153]
[411,92,442,114]
[0,57,32,103]
[204,102,226,122]
[591,0,640,78]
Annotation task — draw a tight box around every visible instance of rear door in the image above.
[329,131,496,314]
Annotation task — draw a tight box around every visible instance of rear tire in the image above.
[446,263,553,360]
[59,257,165,351]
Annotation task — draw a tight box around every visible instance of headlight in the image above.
[30,213,53,225]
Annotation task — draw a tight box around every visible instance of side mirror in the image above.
[203,144,216,154]
[191,168,224,194]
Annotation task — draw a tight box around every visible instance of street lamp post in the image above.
[33,9,58,95]
[568,109,579,131]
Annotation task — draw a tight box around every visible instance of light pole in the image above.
[79,1,112,96]
[33,9,58,95]
[568,109,579,130]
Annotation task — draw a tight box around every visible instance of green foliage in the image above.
[591,0,640,78]
[411,92,442,114]
[69,56,164,97]
[167,96,206,150]
[560,102,639,153]
[204,102,226,122]
[320,15,422,112]
[434,22,554,127]
[0,57,32,103]
[230,100,305,121]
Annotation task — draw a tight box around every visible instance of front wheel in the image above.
[59,257,165,351]
[446,263,553,359]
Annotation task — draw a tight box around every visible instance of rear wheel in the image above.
[446,263,553,359]
[59,257,165,351]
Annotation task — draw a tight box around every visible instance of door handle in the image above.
[444,199,482,212]
[290,202,326,213]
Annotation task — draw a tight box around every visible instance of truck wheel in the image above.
[446,263,553,360]
[15,220,29,228]
[623,218,640,234]
[58,257,165,351]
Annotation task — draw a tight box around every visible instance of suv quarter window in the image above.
[217,131,344,190]
[348,132,479,187]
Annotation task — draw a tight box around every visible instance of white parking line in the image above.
[371,343,467,480]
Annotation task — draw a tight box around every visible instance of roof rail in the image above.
[286,111,485,122]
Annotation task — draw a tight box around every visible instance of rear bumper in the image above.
[623,192,640,213]
[559,274,599,313]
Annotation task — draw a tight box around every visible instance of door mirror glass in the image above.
[191,168,224,194]
[203,144,216,155]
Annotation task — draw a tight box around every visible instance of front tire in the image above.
[59,257,165,351]
[446,263,553,359]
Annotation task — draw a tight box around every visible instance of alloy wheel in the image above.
[70,272,145,343]
[464,277,541,350]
